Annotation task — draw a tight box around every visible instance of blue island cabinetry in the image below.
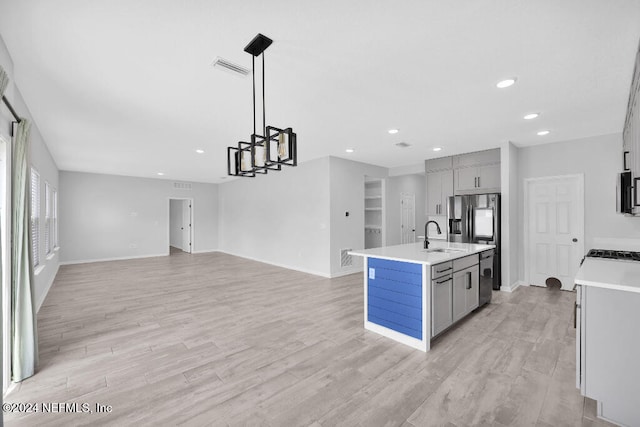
[365,258,429,351]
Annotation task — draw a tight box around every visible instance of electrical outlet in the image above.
[369,268,375,279]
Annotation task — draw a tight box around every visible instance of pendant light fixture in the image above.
[227,34,297,177]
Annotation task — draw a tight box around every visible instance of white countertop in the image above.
[575,258,640,294]
[349,241,495,265]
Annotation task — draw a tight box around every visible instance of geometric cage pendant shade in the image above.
[227,34,297,177]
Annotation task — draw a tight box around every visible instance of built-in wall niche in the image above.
[365,177,385,249]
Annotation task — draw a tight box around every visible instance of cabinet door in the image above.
[426,171,442,215]
[440,169,454,213]
[477,164,501,191]
[432,276,453,337]
[465,265,479,312]
[452,269,468,322]
[455,167,478,192]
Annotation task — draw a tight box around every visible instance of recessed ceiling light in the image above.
[157,172,165,176]
[433,147,442,152]
[537,130,550,136]
[524,113,539,120]
[196,149,205,154]
[388,129,399,134]
[496,78,517,89]
[345,148,355,153]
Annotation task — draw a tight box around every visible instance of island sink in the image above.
[423,248,467,253]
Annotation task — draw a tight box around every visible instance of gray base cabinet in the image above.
[576,285,640,426]
[431,254,479,337]
[431,275,453,336]
[452,264,479,322]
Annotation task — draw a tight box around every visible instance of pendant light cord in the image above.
[262,53,266,136]
[252,56,256,136]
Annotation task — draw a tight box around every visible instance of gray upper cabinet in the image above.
[453,148,501,194]
[425,156,453,173]
[623,41,640,214]
[426,169,453,216]
[451,149,500,169]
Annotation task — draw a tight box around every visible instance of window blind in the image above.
[30,168,40,267]
[45,182,51,255]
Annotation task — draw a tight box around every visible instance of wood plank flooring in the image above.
[4,251,614,426]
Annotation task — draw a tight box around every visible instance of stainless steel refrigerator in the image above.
[447,194,501,301]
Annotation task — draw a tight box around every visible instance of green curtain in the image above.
[12,118,38,381]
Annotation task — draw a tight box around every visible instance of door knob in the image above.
[572,238,578,242]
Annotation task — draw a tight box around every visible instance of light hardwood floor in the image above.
[4,252,613,426]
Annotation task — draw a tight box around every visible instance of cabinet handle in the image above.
[477,176,480,187]
[436,278,452,284]
[437,267,452,273]
[624,151,630,171]
[466,271,472,289]
[635,178,640,207]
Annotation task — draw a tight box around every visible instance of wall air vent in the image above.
[211,57,250,77]
[173,182,192,190]
[340,249,353,268]
[395,142,412,148]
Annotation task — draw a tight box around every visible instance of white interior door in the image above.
[182,201,192,253]
[526,175,584,290]
[400,193,416,244]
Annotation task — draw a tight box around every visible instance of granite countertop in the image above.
[575,257,640,294]
[349,241,495,266]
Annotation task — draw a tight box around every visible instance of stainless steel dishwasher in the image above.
[479,250,494,306]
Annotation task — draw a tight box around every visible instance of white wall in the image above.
[169,199,183,249]
[1,34,60,311]
[517,133,640,281]
[59,172,218,263]
[218,157,331,276]
[386,173,426,246]
[329,156,388,277]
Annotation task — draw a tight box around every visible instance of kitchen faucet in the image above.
[424,221,442,249]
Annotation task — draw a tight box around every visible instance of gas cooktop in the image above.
[586,249,640,262]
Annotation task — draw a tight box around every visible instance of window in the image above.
[45,182,51,255]
[30,168,40,267]
[53,189,58,248]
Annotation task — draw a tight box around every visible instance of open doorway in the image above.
[1,135,11,394]
[169,198,192,255]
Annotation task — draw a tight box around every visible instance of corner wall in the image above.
[329,156,387,277]
[59,172,218,263]
[218,157,331,276]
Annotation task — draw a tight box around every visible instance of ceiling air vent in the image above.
[211,57,250,77]
[173,182,192,190]
[395,142,412,148]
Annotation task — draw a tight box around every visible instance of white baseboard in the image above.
[330,268,363,278]
[217,249,332,278]
[60,252,169,266]
[500,280,525,293]
[191,249,218,254]
[36,262,59,313]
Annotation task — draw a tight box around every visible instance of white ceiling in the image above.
[1,0,639,184]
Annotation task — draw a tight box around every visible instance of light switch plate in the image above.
[369,268,375,279]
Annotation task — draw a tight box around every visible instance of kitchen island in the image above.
[350,241,495,352]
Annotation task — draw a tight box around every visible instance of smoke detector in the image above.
[395,142,412,148]
[211,57,250,77]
